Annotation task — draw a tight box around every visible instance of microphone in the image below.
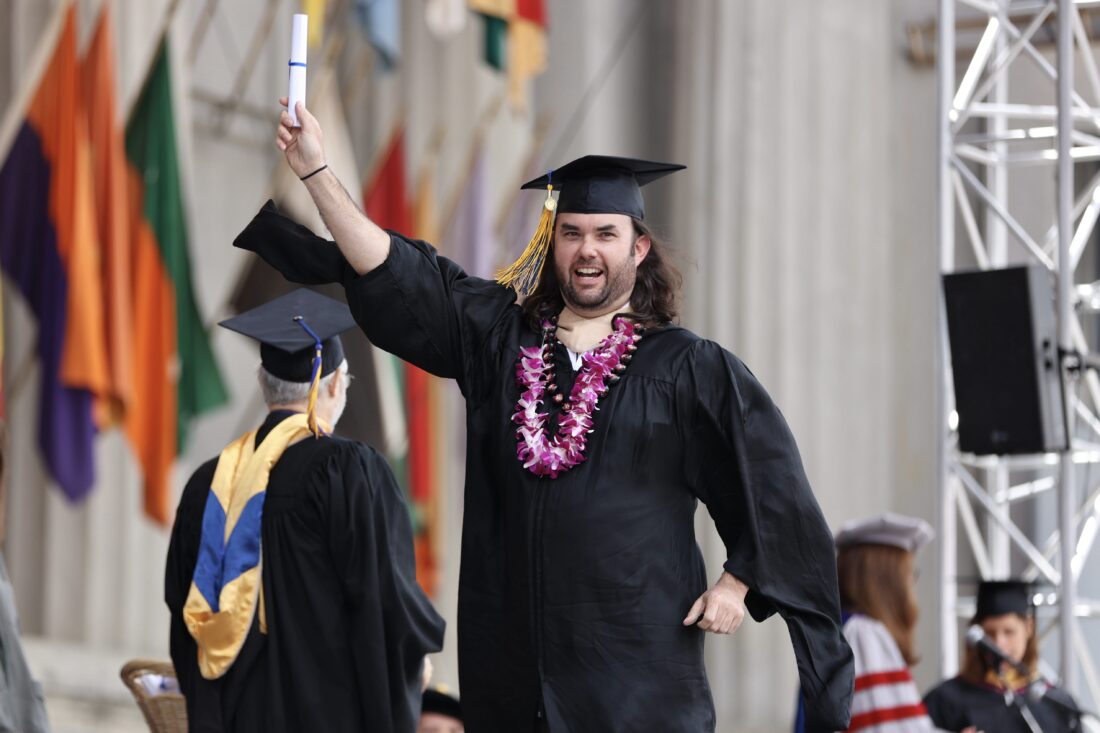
[966,626,1098,724]
[966,625,1031,677]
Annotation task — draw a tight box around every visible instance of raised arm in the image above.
[275,98,388,275]
[261,99,517,392]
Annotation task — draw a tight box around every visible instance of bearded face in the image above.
[551,213,650,316]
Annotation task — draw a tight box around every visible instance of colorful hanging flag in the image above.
[467,0,547,106]
[425,0,467,38]
[124,40,228,525]
[509,0,547,107]
[362,129,414,486]
[353,128,411,469]
[82,6,133,428]
[301,0,327,48]
[469,0,510,71]
[363,129,447,594]
[443,140,493,278]
[355,0,401,69]
[483,15,507,70]
[408,161,445,596]
[0,3,109,501]
[363,129,414,234]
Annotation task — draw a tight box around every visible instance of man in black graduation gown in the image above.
[165,289,445,733]
[243,100,854,732]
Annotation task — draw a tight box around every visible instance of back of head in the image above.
[833,512,933,666]
[837,543,920,666]
[220,289,356,431]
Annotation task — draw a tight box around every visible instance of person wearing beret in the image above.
[250,99,855,732]
[923,580,1082,733]
[796,513,938,732]
[165,290,445,733]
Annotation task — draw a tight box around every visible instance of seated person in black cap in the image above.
[165,289,445,733]
[924,580,1081,733]
[246,100,854,732]
[419,687,463,733]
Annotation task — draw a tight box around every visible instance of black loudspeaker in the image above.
[942,266,1066,455]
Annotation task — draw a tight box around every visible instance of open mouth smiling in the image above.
[574,266,604,280]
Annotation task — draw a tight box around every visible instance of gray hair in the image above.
[258,360,347,407]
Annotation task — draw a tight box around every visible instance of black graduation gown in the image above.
[165,411,445,733]
[923,676,1081,732]
[234,202,854,732]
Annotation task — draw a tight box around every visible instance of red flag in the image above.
[363,129,412,232]
[362,128,438,594]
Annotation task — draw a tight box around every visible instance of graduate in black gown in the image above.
[248,101,855,732]
[165,289,445,733]
[923,581,1082,732]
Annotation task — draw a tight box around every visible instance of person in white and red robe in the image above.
[797,513,941,733]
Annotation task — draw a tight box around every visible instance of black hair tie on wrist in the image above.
[300,164,328,181]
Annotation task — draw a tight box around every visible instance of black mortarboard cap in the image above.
[975,580,1033,620]
[219,288,355,383]
[520,155,686,220]
[422,688,462,721]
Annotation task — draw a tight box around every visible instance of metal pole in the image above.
[1056,0,1079,694]
[938,0,959,680]
[988,0,1011,579]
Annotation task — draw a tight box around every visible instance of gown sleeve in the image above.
[341,232,516,396]
[678,340,854,731]
[232,200,358,286]
[321,442,446,733]
[233,200,517,396]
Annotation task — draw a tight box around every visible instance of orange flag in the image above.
[27,5,110,406]
[82,6,133,427]
[1,2,109,500]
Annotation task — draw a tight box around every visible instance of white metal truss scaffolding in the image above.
[938,0,1100,712]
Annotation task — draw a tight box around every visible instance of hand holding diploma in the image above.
[274,96,390,276]
[278,14,325,179]
[277,97,325,179]
[271,10,390,276]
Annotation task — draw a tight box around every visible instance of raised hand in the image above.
[276,97,326,179]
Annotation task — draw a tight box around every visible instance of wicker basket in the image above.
[119,659,187,733]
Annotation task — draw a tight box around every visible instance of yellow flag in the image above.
[301,0,326,48]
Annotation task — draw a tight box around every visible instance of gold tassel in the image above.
[305,346,322,437]
[496,184,556,297]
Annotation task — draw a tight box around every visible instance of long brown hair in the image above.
[959,614,1039,685]
[837,544,921,666]
[520,218,682,329]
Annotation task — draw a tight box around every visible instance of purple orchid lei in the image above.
[511,316,641,477]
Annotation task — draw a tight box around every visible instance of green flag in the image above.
[123,40,227,522]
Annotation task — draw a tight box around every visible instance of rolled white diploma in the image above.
[287,14,308,126]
